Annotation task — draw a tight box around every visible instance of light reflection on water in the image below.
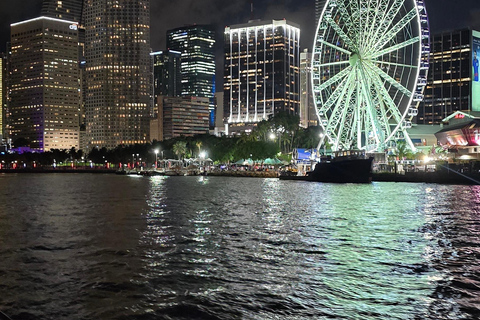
[0,174,479,319]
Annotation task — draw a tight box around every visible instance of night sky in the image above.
[0,0,479,53]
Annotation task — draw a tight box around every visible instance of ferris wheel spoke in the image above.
[357,67,381,146]
[369,7,419,56]
[359,0,385,53]
[363,0,390,49]
[330,76,356,149]
[370,76,394,140]
[318,60,350,68]
[368,63,412,98]
[335,0,360,45]
[339,84,358,149]
[319,38,352,56]
[368,0,405,52]
[374,77,404,123]
[314,66,351,93]
[317,75,350,117]
[371,60,418,69]
[323,17,357,52]
[323,72,356,147]
[371,36,420,60]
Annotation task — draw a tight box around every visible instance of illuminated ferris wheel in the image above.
[312,0,430,152]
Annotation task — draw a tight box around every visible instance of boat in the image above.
[307,150,374,183]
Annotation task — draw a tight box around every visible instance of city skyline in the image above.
[1,1,480,55]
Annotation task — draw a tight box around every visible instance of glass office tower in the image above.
[83,0,151,149]
[167,25,216,127]
[417,29,473,124]
[224,19,300,133]
[42,0,83,22]
[9,17,80,151]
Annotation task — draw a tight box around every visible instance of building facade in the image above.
[151,50,182,101]
[9,17,80,151]
[0,57,3,142]
[417,28,473,124]
[166,25,216,127]
[315,0,327,26]
[223,19,300,134]
[300,49,317,128]
[83,0,151,150]
[41,0,84,22]
[150,96,210,141]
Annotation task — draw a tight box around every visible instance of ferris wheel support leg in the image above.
[403,129,417,152]
[317,136,326,155]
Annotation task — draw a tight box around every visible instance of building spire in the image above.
[250,0,254,21]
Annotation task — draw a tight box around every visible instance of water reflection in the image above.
[0,175,479,319]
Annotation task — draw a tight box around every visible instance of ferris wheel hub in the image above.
[349,53,360,66]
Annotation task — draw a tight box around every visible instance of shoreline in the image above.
[1,168,479,185]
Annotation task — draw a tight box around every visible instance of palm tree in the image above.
[196,141,203,157]
[173,141,187,160]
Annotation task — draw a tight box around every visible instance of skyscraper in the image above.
[417,28,473,124]
[9,17,80,151]
[42,0,83,22]
[315,0,327,26]
[300,49,317,128]
[83,0,151,150]
[224,19,300,134]
[151,50,182,100]
[167,25,216,127]
[0,57,4,142]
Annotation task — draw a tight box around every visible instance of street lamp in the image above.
[154,149,159,170]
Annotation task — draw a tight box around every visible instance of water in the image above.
[0,174,479,320]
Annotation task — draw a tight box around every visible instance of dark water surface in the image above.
[0,174,479,319]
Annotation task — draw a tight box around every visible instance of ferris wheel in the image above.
[312,0,430,152]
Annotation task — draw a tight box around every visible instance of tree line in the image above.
[2,112,323,167]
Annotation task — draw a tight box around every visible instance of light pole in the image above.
[154,149,159,170]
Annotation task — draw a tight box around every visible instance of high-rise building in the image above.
[167,25,216,127]
[42,0,86,147]
[151,50,182,100]
[224,19,300,134]
[150,96,210,141]
[42,0,83,22]
[83,0,151,150]
[300,49,317,128]
[9,17,80,151]
[417,28,474,124]
[0,56,3,142]
[315,0,327,26]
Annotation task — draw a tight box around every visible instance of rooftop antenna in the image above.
[250,0,254,21]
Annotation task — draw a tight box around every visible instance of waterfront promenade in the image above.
[2,166,480,185]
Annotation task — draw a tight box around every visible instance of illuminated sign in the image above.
[69,24,78,31]
[454,113,465,119]
[472,30,480,111]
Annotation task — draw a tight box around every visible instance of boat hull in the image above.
[308,157,374,183]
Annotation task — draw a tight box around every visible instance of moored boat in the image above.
[307,150,374,183]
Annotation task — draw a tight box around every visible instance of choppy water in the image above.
[0,174,479,319]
